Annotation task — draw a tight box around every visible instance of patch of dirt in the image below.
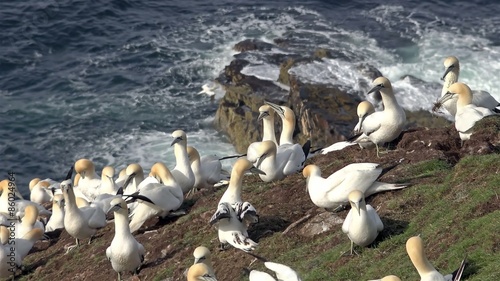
[18,119,500,281]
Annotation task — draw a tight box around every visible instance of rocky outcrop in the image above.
[213,39,456,153]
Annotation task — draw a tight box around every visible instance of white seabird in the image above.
[218,158,265,205]
[0,226,44,278]
[302,163,408,211]
[187,146,229,193]
[265,102,310,168]
[439,56,500,117]
[0,179,51,218]
[45,194,65,232]
[351,77,406,157]
[368,275,402,281]
[123,163,145,195]
[13,204,45,239]
[210,201,259,252]
[187,263,218,281]
[406,236,467,281]
[106,197,145,281]
[436,82,496,143]
[249,261,302,281]
[171,130,196,195]
[341,190,383,255]
[128,162,184,233]
[354,100,375,134]
[74,158,102,200]
[247,104,279,162]
[61,166,107,252]
[99,166,119,195]
[192,246,216,277]
[29,178,53,204]
[252,140,299,182]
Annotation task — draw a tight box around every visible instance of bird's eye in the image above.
[378,83,384,88]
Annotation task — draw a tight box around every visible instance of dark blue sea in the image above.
[1,0,499,196]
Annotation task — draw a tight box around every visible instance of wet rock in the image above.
[288,75,362,148]
[233,39,275,52]
[298,212,344,237]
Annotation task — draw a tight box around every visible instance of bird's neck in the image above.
[380,89,401,111]
[280,118,295,145]
[174,144,191,173]
[441,71,459,96]
[114,211,132,237]
[262,117,277,145]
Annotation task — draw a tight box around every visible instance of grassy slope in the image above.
[239,155,500,281]
[17,153,500,281]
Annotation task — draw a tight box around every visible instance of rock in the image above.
[233,39,275,52]
[298,212,344,237]
[288,75,362,148]
[214,59,288,153]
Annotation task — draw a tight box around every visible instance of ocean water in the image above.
[1,0,499,196]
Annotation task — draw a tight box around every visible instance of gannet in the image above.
[354,101,375,134]
[171,130,196,194]
[249,270,275,281]
[302,163,407,211]
[351,77,406,157]
[210,201,258,252]
[218,158,265,205]
[99,166,119,195]
[114,167,128,189]
[45,194,65,232]
[0,179,51,218]
[247,104,279,162]
[264,102,310,168]
[128,162,184,233]
[61,166,107,252]
[406,236,467,281]
[368,275,402,281]
[192,246,216,277]
[29,178,53,204]
[187,146,229,192]
[0,227,44,278]
[106,198,145,281]
[342,190,383,255]
[74,158,102,200]
[249,261,302,281]
[436,82,496,143]
[123,163,145,195]
[252,140,300,182]
[13,205,45,239]
[439,56,500,116]
[187,263,218,281]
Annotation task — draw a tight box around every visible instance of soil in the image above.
[15,117,500,281]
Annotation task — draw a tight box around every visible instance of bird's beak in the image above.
[441,65,454,81]
[354,201,360,216]
[249,166,266,175]
[436,91,455,105]
[170,137,182,146]
[58,199,65,209]
[265,101,285,118]
[257,111,270,121]
[367,85,383,95]
[122,172,136,191]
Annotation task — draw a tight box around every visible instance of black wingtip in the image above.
[347,132,363,142]
[452,254,468,281]
[302,139,311,158]
[65,165,74,181]
[219,153,247,161]
[116,186,123,196]
[123,192,154,205]
[379,162,400,179]
[493,107,500,113]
